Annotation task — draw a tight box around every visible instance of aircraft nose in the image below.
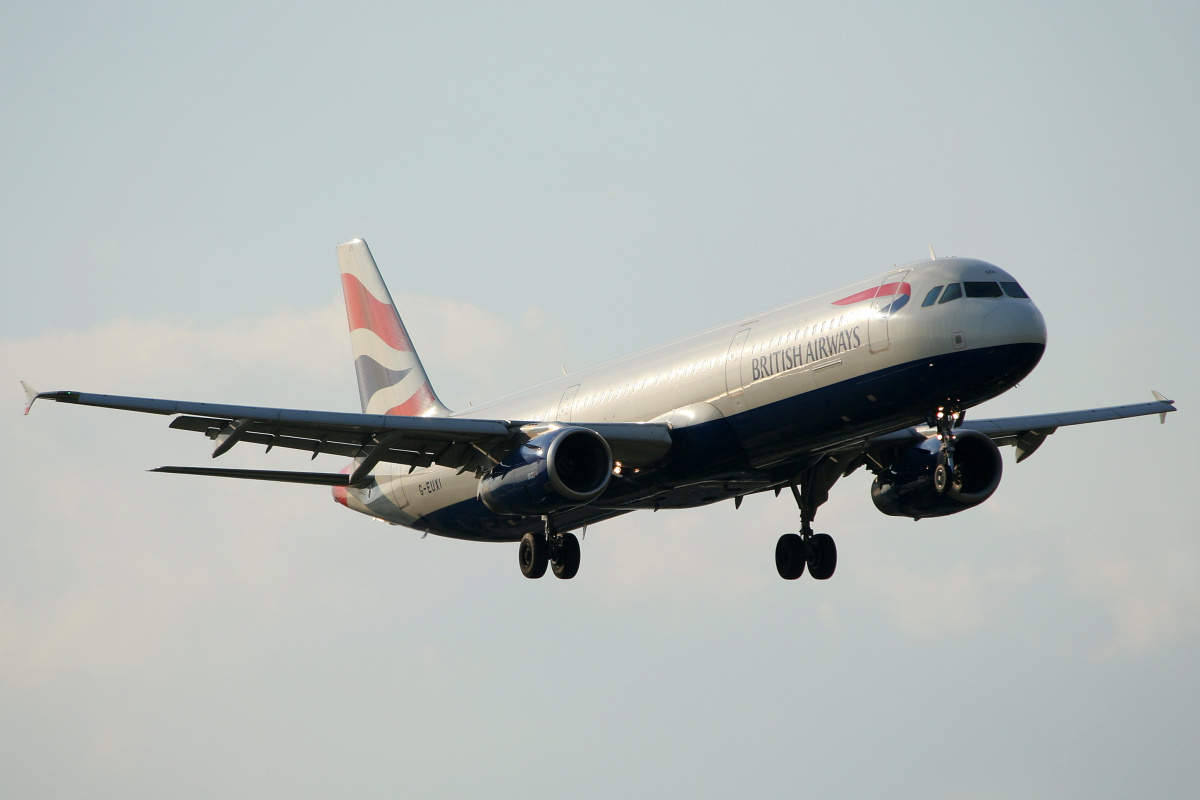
[982,300,1047,347]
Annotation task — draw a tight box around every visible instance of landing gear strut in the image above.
[775,457,841,581]
[930,405,964,494]
[519,517,581,580]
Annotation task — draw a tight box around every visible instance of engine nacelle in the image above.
[871,429,1003,518]
[479,426,613,516]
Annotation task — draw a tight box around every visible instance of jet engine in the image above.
[479,426,613,516]
[871,429,1003,519]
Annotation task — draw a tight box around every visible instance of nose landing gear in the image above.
[930,405,965,494]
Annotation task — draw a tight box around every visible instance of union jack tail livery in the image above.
[337,239,449,417]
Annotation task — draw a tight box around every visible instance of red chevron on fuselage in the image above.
[831,281,912,306]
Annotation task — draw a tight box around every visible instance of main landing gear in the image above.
[519,516,580,580]
[775,457,841,581]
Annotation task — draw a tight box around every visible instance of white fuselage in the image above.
[341,257,1047,539]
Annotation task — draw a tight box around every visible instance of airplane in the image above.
[23,239,1177,581]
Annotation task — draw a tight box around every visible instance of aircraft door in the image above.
[557,384,580,422]
[383,471,410,510]
[725,328,751,400]
[867,269,912,353]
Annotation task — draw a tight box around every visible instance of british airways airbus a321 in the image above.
[23,239,1176,580]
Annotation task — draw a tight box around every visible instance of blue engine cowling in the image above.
[871,428,1003,518]
[478,426,613,516]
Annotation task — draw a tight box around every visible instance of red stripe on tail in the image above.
[332,464,352,506]
[385,381,439,416]
[341,273,412,352]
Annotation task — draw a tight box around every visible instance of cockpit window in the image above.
[1000,281,1029,298]
[921,286,943,307]
[964,281,1003,298]
[938,283,962,304]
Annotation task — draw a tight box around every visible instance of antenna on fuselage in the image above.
[928,244,937,260]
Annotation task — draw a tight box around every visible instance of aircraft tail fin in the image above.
[337,239,450,417]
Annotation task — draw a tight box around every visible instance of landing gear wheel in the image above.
[934,461,964,494]
[551,532,581,580]
[775,533,806,580]
[519,532,548,579]
[807,533,837,580]
[934,463,949,493]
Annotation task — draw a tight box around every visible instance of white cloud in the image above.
[0,294,566,687]
[1063,533,1200,657]
[853,552,1041,639]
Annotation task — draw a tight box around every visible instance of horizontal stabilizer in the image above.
[151,466,352,485]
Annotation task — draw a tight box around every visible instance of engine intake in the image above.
[871,428,1003,518]
[479,426,613,516]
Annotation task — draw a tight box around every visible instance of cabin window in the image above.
[1001,281,1030,298]
[964,281,1003,298]
[938,283,963,304]
[922,286,943,306]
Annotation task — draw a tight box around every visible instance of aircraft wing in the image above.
[867,393,1177,463]
[21,385,673,484]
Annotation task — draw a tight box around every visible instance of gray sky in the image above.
[3,2,1199,797]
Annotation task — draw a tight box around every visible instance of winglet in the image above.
[21,381,40,415]
[1152,390,1174,424]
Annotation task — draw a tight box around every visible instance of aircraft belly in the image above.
[415,497,630,542]
[725,342,1045,467]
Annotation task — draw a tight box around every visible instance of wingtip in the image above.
[20,381,37,415]
[1152,389,1175,424]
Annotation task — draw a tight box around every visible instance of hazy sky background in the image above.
[3,2,1199,797]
